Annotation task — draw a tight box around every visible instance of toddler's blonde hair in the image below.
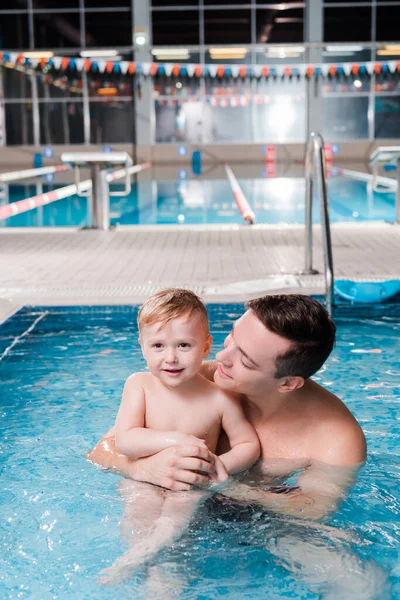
[138,288,209,334]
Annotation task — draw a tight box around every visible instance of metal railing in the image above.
[369,146,400,224]
[303,132,334,312]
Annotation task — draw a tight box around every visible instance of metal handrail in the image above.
[303,132,335,313]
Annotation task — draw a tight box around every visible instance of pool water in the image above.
[0,175,396,227]
[0,302,399,598]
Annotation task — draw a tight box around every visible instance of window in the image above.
[323,97,369,140]
[375,96,400,139]
[256,7,303,43]
[84,11,132,46]
[39,101,84,144]
[152,10,200,45]
[84,0,131,6]
[90,100,134,143]
[324,7,372,42]
[0,15,29,49]
[152,0,198,5]
[5,103,34,145]
[33,0,79,7]
[376,7,400,42]
[34,12,81,48]
[204,10,251,44]
[2,68,32,100]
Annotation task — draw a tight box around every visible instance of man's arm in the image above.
[86,431,217,491]
[223,420,366,520]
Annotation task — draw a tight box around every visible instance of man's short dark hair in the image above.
[245,294,336,380]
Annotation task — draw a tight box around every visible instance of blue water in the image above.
[1,303,399,598]
[0,175,396,227]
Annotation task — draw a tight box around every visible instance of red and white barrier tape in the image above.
[0,179,92,221]
[106,161,151,183]
[0,162,151,221]
[224,164,255,224]
[0,164,70,183]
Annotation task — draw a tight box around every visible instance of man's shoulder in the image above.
[306,381,367,466]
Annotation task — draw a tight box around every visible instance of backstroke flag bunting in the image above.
[1,51,400,80]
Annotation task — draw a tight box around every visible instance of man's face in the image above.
[214,310,293,397]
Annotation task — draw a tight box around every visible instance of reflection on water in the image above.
[0,303,399,598]
[1,175,396,227]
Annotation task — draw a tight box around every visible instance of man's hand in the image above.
[166,433,209,450]
[131,444,220,491]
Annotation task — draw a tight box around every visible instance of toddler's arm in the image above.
[218,394,260,475]
[115,374,205,458]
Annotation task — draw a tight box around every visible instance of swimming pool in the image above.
[0,175,396,227]
[1,302,399,598]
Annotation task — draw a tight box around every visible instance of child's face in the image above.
[139,313,212,387]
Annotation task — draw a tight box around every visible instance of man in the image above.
[87,294,366,520]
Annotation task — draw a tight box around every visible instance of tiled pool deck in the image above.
[1,221,399,322]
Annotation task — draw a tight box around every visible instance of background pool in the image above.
[0,302,399,599]
[0,174,396,227]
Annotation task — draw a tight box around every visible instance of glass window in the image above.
[210,104,252,143]
[155,104,179,143]
[152,51,201,64]
[376,7,400,42]
[322,76,370,94]
[5,103,34,145]
[33,0,79,7]
[2,67,32,100]
[206,50,252,65]
[323,97,369,140]
[84,0,131,6]
[37,72,83,101]
[254,79,306,143]
[154,79,201,98]
[0,15,29,49]
[87,70,133,99]
[90,99,134,143]
[204,10,251,44]
[324,8,372,42]
[34,13,81,48]
[322,47,372,64]
[375,96,400,139]
[256,8,303,44]
[39,101,84,144]
[0,0,28,7]
[205,0,250,3]
[84,12,132,46]
[152,0,198,5]
[375,75,400,94]
[152,10,199,45]
[255,0,303,3]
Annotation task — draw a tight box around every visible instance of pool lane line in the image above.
[335,167,397,191]
[0,162,151,222]
[224,164,255,224]
[0,310,48,363]
[105,161,151,183]
[0,179,92,221]
[0,164,70,183]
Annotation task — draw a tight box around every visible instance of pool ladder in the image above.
[303,132,334,313]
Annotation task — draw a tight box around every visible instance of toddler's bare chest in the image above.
[144,394,221,438]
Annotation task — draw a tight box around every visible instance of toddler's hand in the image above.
[209,454,230,489]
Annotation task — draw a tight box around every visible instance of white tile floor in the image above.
[1,221,399,321]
